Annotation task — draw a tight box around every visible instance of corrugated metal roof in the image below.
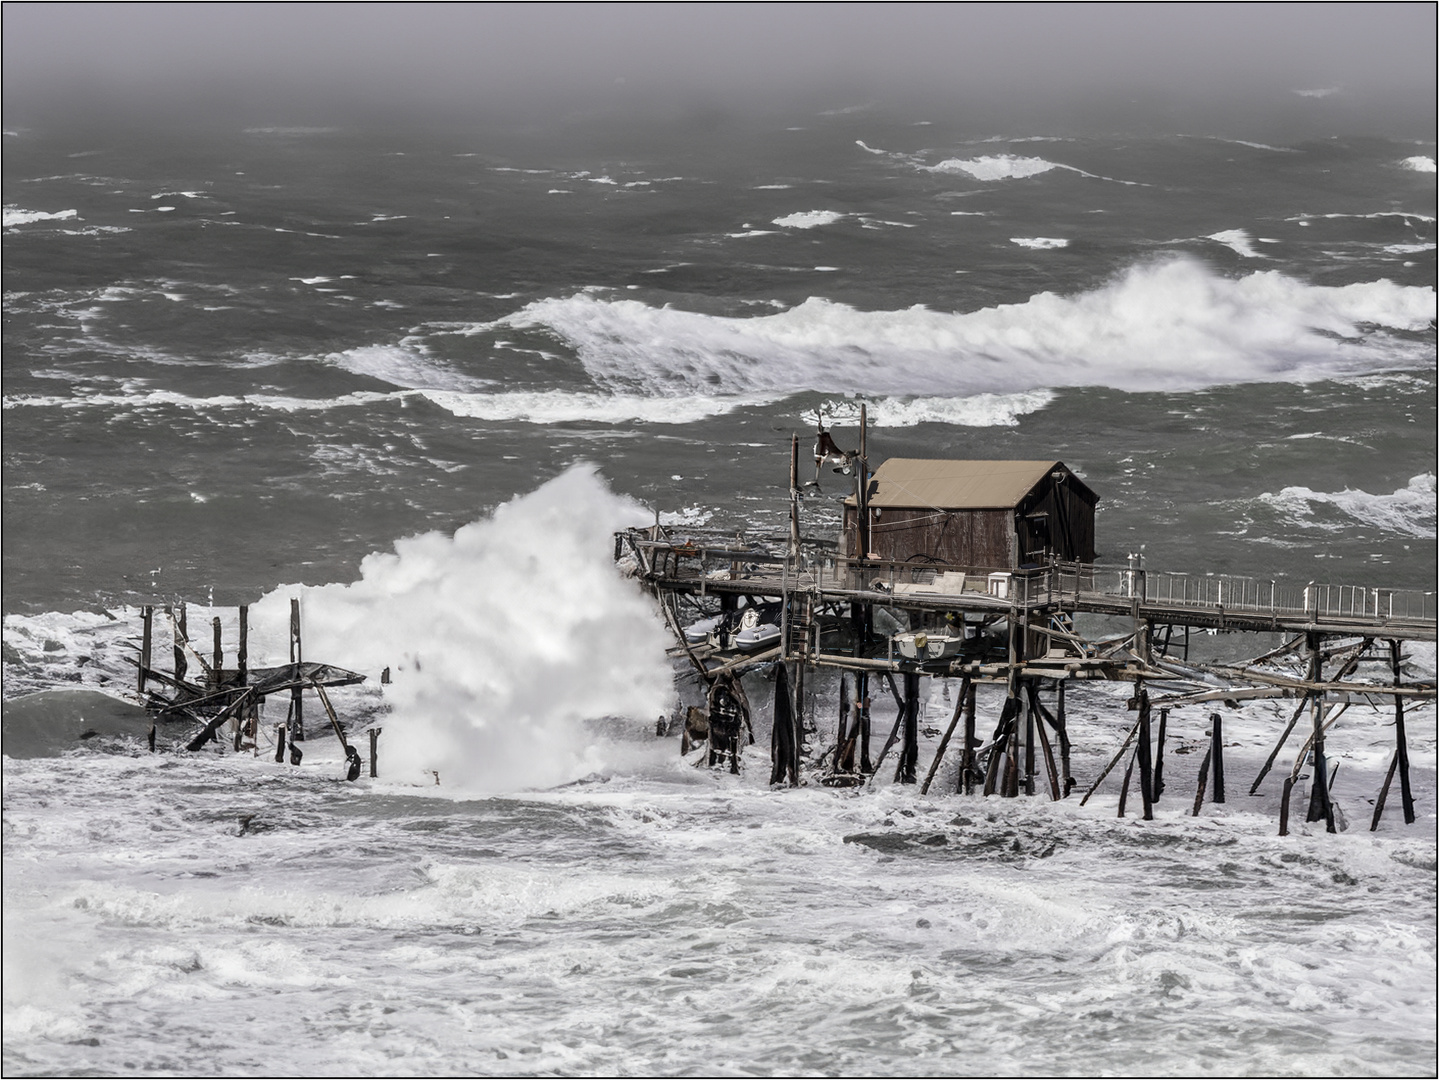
[849,459,1067,509]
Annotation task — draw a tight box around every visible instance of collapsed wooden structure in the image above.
[131,598,374,778]
[621,409,1437,834]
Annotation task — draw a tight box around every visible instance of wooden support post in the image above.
[1079,716,1141,806]
[1117,754,1135,817]
[837,673,850,752]
[1304,699,1335,832]
[857,671,873,775]
[1023,683,1036,797]
[138,605,153,695]
[1055,679,1074,797]
[1391,639,1415,825]
[173,603,187,683]
[1191,745,1213,817]
[238,605,248,683]
[1025,683,1061,801]
[982,696,1018,796]
[1152,707,1168,801]
[770,663,797,787]
[274,722,286,763]
[960,680,977,795]
[1209,712,1225,804]
[1279,776,1294,836]
[1370,753,1400,832]
[369,727,381,778]
[289,598,304,741]
[920,676,968,795]
[897,672,919,784]
[211,617,223,689]
[1250,694,1311,796]
[1136,691,1154,821]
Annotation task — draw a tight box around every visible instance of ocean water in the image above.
[3,107,1436,1075]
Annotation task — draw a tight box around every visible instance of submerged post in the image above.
[1136,691,1154,820]
[173,602,187,683]
[212,616,223,689]
[369,727,380,778]
[898,672,919,784]
[1210,712,1225,804]
[1152,707,1167,801]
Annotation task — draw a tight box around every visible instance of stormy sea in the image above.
[4,102,1436,1075]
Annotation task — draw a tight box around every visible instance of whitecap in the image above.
[1257,474,1437,538]
[1206,229,1266,258]
[814,390,1055,428]
[927,155,1058,181]
[1400,156,1436,173]
[323,344,491,392]
[3,206,79,227]
[772,210,844,229]
[1010,237,1069,250]
[417,389,752,425]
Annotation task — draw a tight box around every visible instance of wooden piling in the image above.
[1054,679,1074,796]
[1391,639,1415,825]
[960,680,976,795]
[1370,752,1400,832]
[1152,707,1167,801]
[1136,692,1154,821]
[238,605,248,682]
[274,723,286,763]
[898,672,919,784]
[369,728,380,778]
[1191,745,1212,816]
[1117,755,1134,817]
[770,663,798,786]
[173,603,187,682]
[920,676,969,795]
[211,617,223,689]
[138,605,153,695]
[1279,776,1294,836]
[1023,685,1036,797]
[289,598,304,741]
[1079,716,1141,806]
[1026,683,1061,801]
[1209,713,1225,804]
[857,671,873,774]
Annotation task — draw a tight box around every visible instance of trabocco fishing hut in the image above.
[617,407,1436,836]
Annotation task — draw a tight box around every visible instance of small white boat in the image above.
[893,630,964,661]
[682,615,723,645]
[733,607,781,652]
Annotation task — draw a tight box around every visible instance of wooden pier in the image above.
[620,416,1436,834]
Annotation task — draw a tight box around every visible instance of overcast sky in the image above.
[4,3,1435,130]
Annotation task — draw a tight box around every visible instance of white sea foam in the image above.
[3,207,79,227]
[1207,229,1267,258]
[246,466,673,790]
[489,258,1436,399]
[1382,242,1437,255]
[772,210,845,229]
[418,389,751,425]
[324,344,491,392]
[1258,473,1437,538]
[1010,237,1069,250]
[1400,156,1436,173]
[927,155,1059,181]
[814,390,1055,428]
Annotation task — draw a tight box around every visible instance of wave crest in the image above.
[494,258,1436,399]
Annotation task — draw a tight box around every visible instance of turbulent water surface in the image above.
[3,103,1436,1076]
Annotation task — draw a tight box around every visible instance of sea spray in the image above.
[248,466,674,790]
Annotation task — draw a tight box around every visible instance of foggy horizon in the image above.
[4,2,1436,136]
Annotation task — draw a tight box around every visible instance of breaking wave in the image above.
[1258,473,1437,538]
[772,210,845,229]
[1400,156,1436,174]
[490,258,1435,399]
[324,344,492,392]
[247,466,673,791]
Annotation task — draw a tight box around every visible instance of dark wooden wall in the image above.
[842,474,1097,569]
